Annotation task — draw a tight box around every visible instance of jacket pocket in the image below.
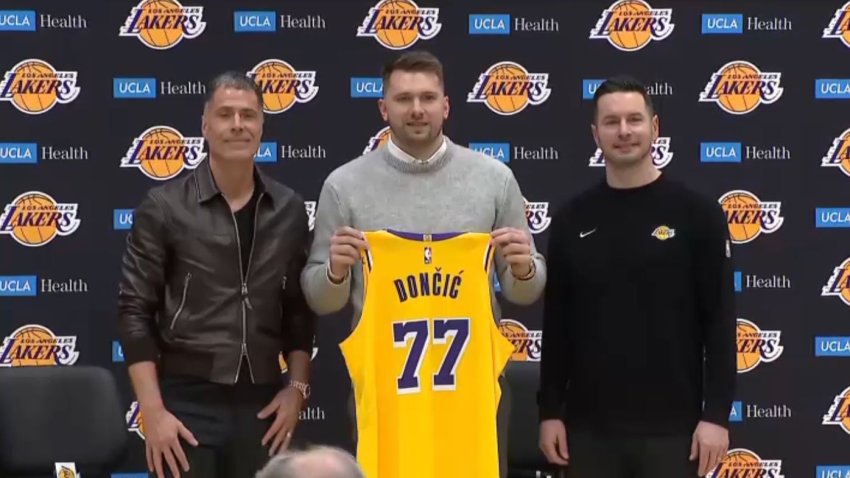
[169,272,192,331]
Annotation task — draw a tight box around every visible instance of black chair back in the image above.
[0,366,128,476]
[505,360,564,478]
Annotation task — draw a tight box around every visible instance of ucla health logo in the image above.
[589,137,672,168]
[357,0,441,50]
[699,61,783,114]
[719,190,783,244]
[0,10,36,31]
[0,192,80,247]
[120,126,205,180]
[0,143,37,164]
[247,59,318,114]
[822,128,850,176]
[234,11,275,32]
[0,276,36,297]
[363,126,392,154]
[815,79,850,99]
[823,385,850,435]
[351,77,383,98]
[589,0,674,51]
[113,77,156,99]
[823,2,850,48]
[736,318,783,373]
[0,59,80,114]
[822,257,850,307]
[467,61,551,115]
[524,197,551,234]
[119,0,205,50]
[0,324,79,367]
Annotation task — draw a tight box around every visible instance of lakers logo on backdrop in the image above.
[467,61,551,115]
[524,197,551,234]
[120,126,205,180]
[119,0,205,50]
[126,401,145,439]
[706,449,783,478]
[821,127,850,177]
[357,0,441,50]
[279,347,319,374]
[364,126,392,154]
[589,0,674,51]
[822,385,850,435]
[699,61,783,114]
[498,319,542,362]
[0,324,79,367]
[823,1,850,48]
[248,59,318,114]
[0,191,81,247]
[736,319,783,373]
[305,201,317,231]
[719,190,783,244]
[589,137,673,168]
[821,257,850,307]
[0,59,79,114]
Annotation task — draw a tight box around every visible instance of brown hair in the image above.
[381,50,444,89]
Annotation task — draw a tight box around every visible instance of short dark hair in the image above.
[203,71,263,110]
[381,50,444,92]
[592,74,655,121]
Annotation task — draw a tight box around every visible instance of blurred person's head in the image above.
[255,446,364,478]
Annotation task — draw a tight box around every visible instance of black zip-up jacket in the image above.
[117,159,315,385]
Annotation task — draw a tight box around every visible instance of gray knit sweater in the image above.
[300,137,547,328]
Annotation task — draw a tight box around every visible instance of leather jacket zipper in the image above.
[169,272,192,330]
[232,191,263,384]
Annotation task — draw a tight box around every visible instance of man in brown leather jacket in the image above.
[117,71,315,478]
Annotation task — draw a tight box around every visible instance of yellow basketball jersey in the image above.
[340,230,515,478]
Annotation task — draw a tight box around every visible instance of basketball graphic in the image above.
[823,1,850,48]
[822,385,850,435]
[120,125,206,181]
[498,319,542,362]
[718,190,783,244]
[0,191,81,247]
[699,61,783,114]
[248,59,319,114]
[736,319,783,373]
[821,257,850,307]
[119,0,206,50]
[467,61,551,116]
[0,59,80,114]
[821,127,850,177]
[357,0,441,50]
[589,0,674,51]
[589,137,673,168]
[0,324,80,367]
[364,126,392,154]
[706,449,783,478]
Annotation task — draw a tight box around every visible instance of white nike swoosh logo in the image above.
[579,229,596,238]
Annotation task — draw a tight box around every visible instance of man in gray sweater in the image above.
[300,50,546,477]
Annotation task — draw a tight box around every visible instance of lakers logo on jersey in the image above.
[340,230,514,477]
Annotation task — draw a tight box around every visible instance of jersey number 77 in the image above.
[392,317,470,394]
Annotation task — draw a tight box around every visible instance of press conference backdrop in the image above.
[1,0,850,476]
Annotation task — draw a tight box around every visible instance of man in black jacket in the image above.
[118,71,315,478]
